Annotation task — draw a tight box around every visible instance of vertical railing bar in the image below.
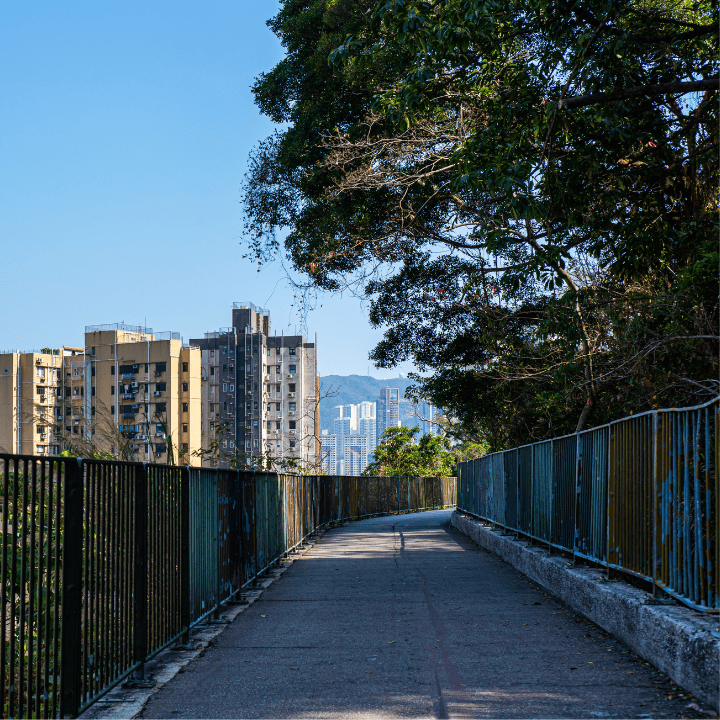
[35,459,47,717]
[132,463,148,680]
[28,460,39,715]
[19,457,31,717]
[59,459,83,719]
[0,457,9,717]
[181,467,190,644]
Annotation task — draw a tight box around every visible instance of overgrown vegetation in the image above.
[243,0,718,450]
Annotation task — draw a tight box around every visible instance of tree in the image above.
[244,0,718,448]
[364,426,455,476]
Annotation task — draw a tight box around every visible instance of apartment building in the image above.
[320,432,337,474]
[85,323,201,464]
[376,387,401,441]
[191,302,319,469]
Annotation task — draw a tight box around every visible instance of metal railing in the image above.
[0,455,456,718]
[456,398,718,613]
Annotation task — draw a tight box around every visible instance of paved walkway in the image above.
[141,510,701,719]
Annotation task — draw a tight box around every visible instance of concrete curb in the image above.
[451,511,720,711]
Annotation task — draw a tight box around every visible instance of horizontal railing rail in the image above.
[456,398,719,614]
[0,456,455,719]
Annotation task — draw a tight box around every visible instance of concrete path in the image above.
[141,510,705,719]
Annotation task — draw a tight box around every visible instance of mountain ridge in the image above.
[318,374,418,432]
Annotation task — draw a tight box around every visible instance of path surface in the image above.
[141,510,702,719]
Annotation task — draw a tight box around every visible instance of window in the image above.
[289,348,296,356]
[222,383,227,392]
[182,382,188,392]
[156,382,166,392]
[144,363,149,372]
[254,401,258,410]
[289,421,296,430]
[289,441,296,449]
[182,402,188,412]
[155,403,166,413]
[156,423,164,434]
[253,346,258,354]
[253,420,258,428]
[111,366,115,375]
[275,347,280,355]
[91,386,95,397]
[36,366,45,378]
[36,386,45,395]
[111,405,115,414]
[289,383,296,392]
[222,346,227,355]
[182,362,188,372]
[91,366,95,377]
[119,364,138,375]
[276,421,280,430]
[276,403,280,411]
[253,439,258,448]
[289,402,296,411]
[223,365,227,372]
[289,364,297,373]
[155,362,167,373]
[91,406,96,416]
[211,367,215,376]
[246,440,251,449]
[182,423,188,433]
[91,346,95,356]
[276,384,281,393]
[229,384,234,392]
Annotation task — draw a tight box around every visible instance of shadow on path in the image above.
[140,510,702,719]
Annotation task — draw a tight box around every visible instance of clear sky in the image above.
[0,0,414,379]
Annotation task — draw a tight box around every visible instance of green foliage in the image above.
[244,0,718,448]
[364,426,455,476]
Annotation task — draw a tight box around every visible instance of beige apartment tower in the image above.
[85,324,201,464]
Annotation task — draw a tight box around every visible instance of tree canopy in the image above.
[363,426,456,476]
[244,0,718,450]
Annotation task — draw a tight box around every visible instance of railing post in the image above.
[180,466,190,643]
[59,459,84,719]
[132,463,148,679]
[214,471,221,619]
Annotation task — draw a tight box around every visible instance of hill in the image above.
[318,374,418,432]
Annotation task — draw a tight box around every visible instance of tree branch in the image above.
[558,78,719,110]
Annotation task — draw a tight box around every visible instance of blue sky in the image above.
[0,0,414,378]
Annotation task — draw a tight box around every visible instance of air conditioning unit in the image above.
[154,371,162,376]
[131,381,139,388]
[74,420,80,425]
[288,392,295,398]
[154,391,161,396]
[286,374,295,379]
[155,452,162,457]
[40,395,47,402]
[132,404,139,409]
[36,358,43,365]
[156,432,166,439]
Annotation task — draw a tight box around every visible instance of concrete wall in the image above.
[451,511,719,710]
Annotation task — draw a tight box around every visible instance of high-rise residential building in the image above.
[85,323,201,464]
[320,431,337,474]
[344,434,368,476]
[0,348,83,456]
[376,387,401,442]
[357,401,377,460]
[191,302,319,469]
[330,401,377,475]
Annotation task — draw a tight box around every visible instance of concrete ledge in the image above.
[451,510,720,711]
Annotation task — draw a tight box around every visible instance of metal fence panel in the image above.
[532,441,553,543]
[504,450,518,530]
[608,414,654,581]
[518,445,533,534]
[655,404,718,610]
[552,436,576,551]
[576,427,608,562]
[188,469,218,624]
